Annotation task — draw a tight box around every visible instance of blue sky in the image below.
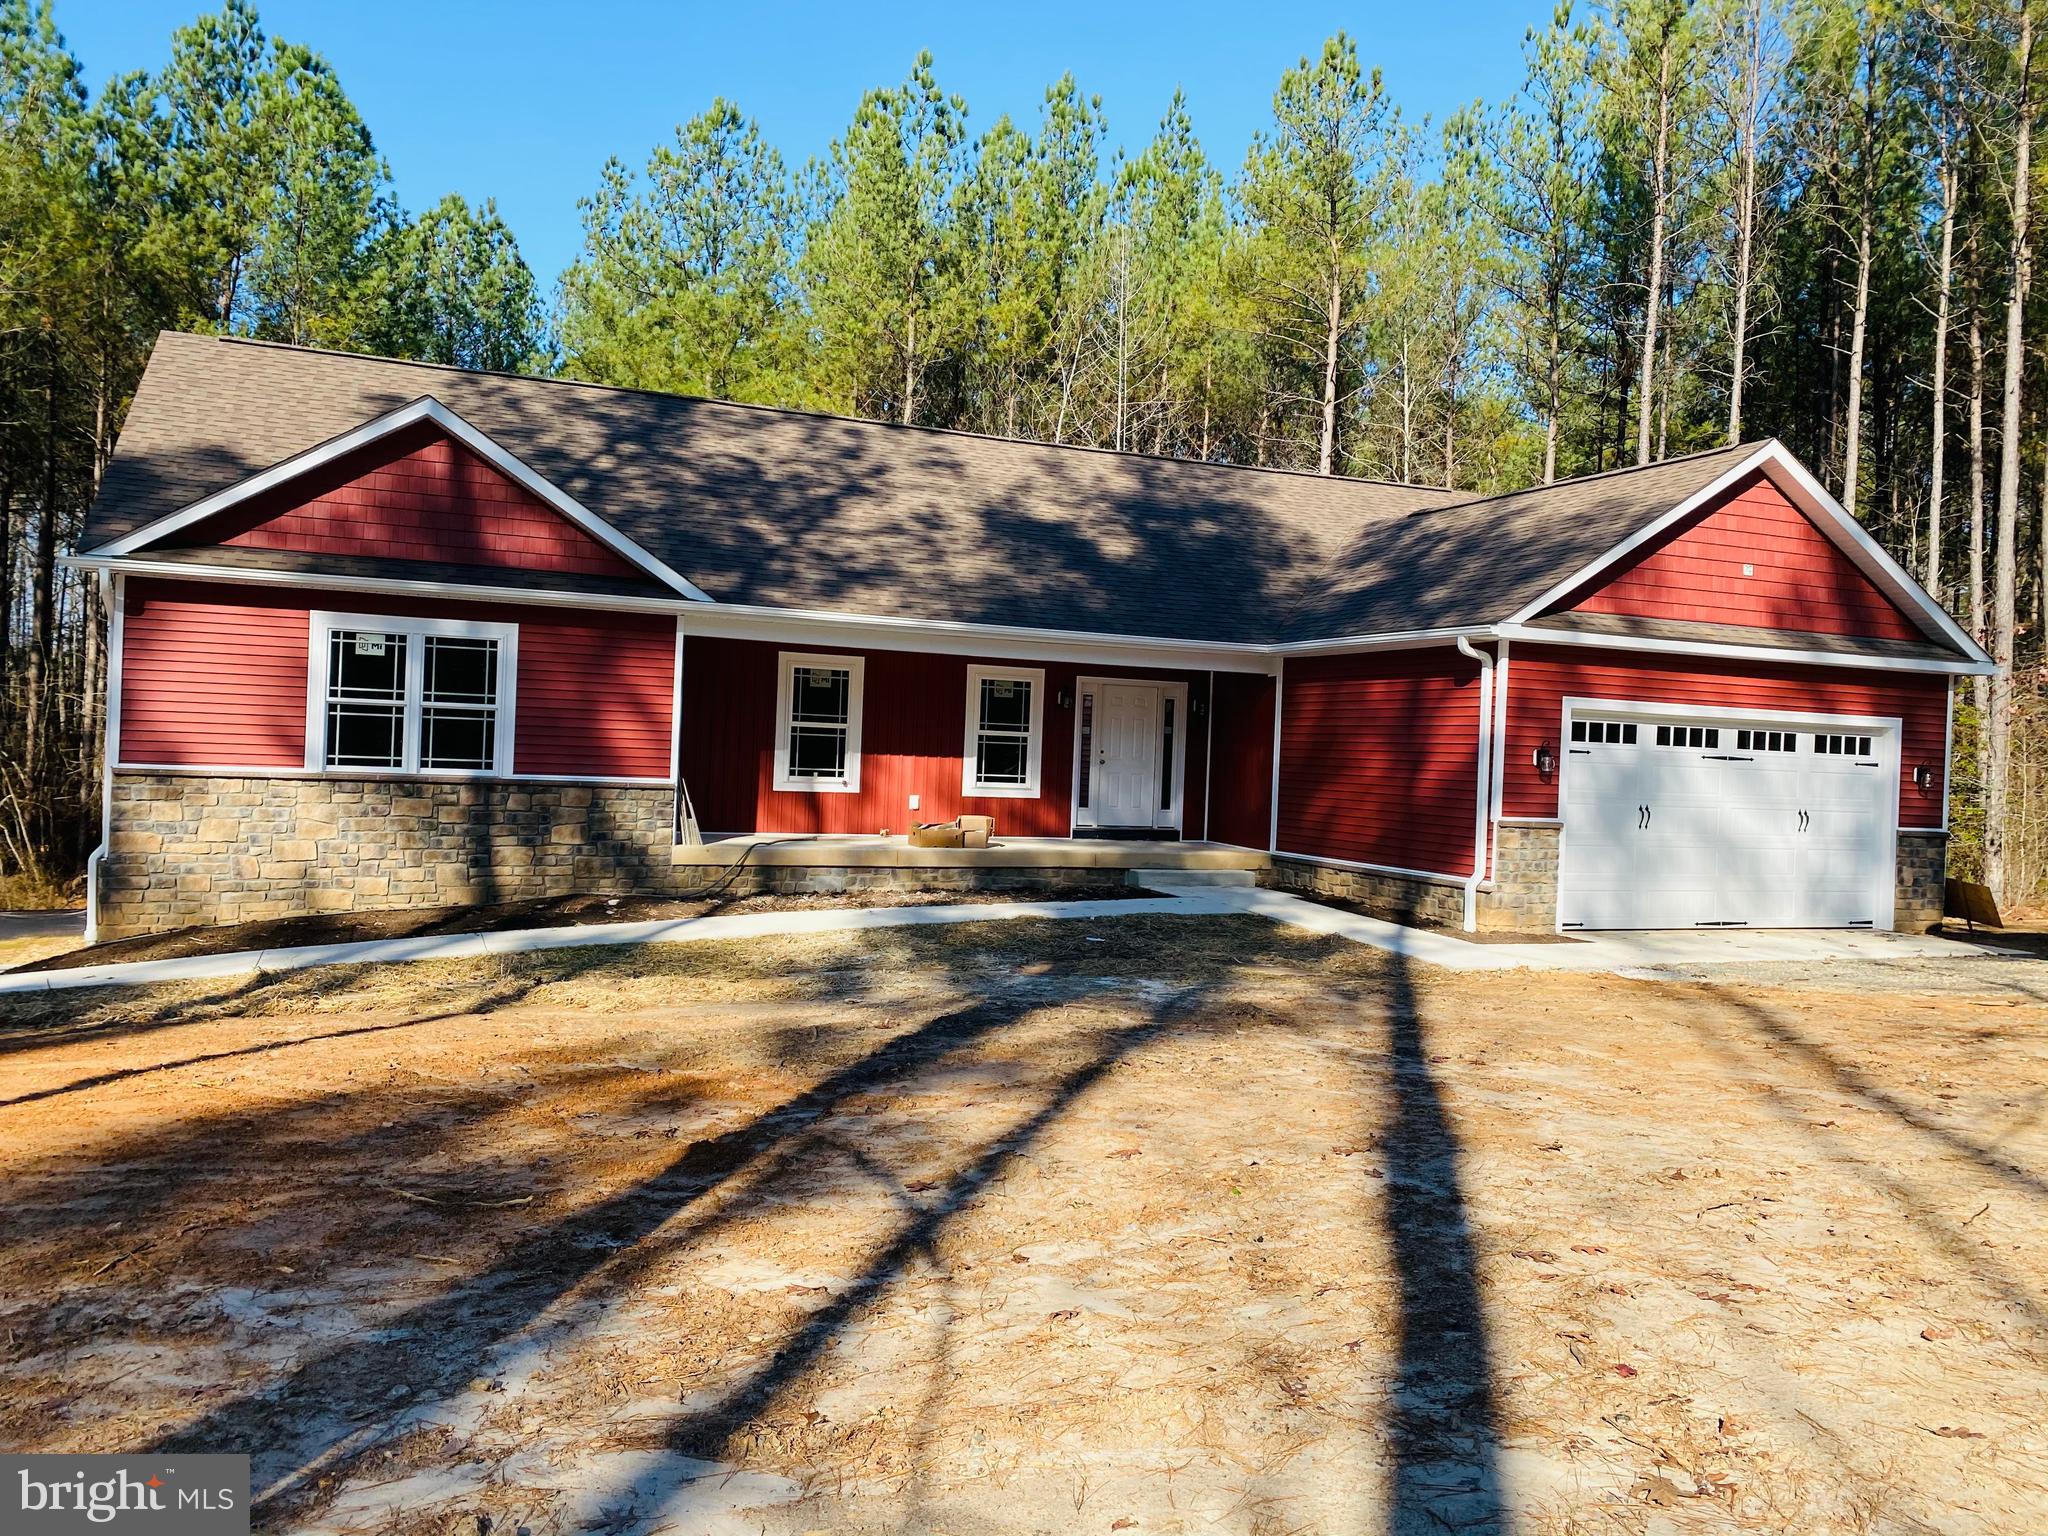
[64,1,1558,289]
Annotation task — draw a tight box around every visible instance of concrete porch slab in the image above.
[671,834,1271,872]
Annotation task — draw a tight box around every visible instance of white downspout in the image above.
[1455,635,1495,933]
[87,569,122,947]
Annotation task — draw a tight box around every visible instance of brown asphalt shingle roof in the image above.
[84,333,1939,652]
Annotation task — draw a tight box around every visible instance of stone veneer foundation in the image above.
[1267,821,1947,935]
[99,773,1952,940]
[100,773,1137,938]
[1479,822,1561,931]
[102,774,679,939]
[1264,855,1469,930]
[1894,829,1948,932]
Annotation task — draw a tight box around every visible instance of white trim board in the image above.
[93,396,714,602]
[1497,621,1991,676]
[70,552,1989,676]
[109,763,672,787]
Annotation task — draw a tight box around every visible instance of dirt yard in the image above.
[1,914,2043,1535]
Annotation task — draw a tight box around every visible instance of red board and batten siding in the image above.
[1500,645,1950,830]
[1275,648,1484,878]
[679,636,1215,838]
[1565,471,1923,641]
[1206,672,1276,850]
[117,578,674,780]
[193,423,643,581]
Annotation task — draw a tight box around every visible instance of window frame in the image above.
[960,664,1046,799]
[772,651,865,793]
[304,611,519,778]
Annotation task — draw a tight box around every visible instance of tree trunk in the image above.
[1319,254,1343,476]
[1543,302,1562,484]
[1727,0,1762,444]
[1985,5,2033,903]
[1399,335,1414,483]
[1840,32,1879,514]
[1925,161,1957,593]
[26,338,60,799]
[901,303,919,427]
[1636,23,1673,467]
[1970,293,1989,724]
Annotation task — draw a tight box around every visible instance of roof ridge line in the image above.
[193,332,1456,499]
[1397,439,1778,521]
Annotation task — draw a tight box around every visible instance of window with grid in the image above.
[421,636,499,770]
[315,615,511,775]
[962,666,1043,796]
[776,654,863,791]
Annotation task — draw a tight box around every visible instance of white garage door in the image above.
[1557,712,1895,930]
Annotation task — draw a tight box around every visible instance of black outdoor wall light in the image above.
[1913,763,1936,792]
[1533,741,1557,779]
[1056,687,1074,710]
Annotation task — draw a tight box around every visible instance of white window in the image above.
[961,665,1045,797]
[774,652,864,792]
[306,612,517,776]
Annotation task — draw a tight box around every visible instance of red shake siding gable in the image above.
[188,423,643,580]
[1207,671,1277,849]
[1275,648,1483,878]
[116,579,674,780]
[678,636,1217,838]
[1500,645,1950,828]
[1563,471,1922,640]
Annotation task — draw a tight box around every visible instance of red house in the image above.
[71,333,1991,941]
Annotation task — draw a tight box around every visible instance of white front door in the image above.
[1093,683,1161,826]
[1558,712,1895,931]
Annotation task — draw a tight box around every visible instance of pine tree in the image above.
[360,195,543,371]
[557,99,799,400]
[1240,34,1400,474]
[804,52,968,424]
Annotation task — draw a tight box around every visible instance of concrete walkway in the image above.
[1190,888,1994,973]
[0,887,2011,998]
[0,909,86,943]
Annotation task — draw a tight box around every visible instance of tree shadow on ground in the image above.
[1379,942,1505,1534]
[1680,981,2048,1336]
[9,916,1509,1535]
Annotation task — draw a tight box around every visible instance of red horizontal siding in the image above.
[1276,648,1483,878]
[1566,472,1922,640]
[1501,645,1950,828]
[118,578,674,780]
[679,637,1218,838]
[511,617,674,779]
[193,423,642,579]
[120,589,308,766]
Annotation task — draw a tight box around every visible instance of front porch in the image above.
[672,833,1269,876]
